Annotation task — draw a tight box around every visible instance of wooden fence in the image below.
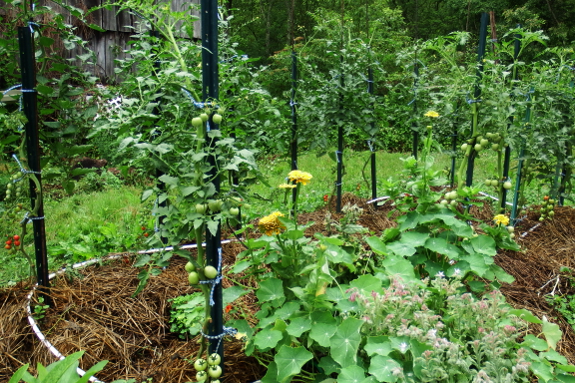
[0,0,201,83]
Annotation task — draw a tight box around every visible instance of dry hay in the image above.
[497,206,575,365]
[2,194,575,381]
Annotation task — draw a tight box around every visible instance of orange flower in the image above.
[225,304,233,314]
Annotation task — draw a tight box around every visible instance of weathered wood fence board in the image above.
[0,0,201,83]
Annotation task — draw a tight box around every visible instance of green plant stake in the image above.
[500,29,521,213]
[511,92,533,223]
[464,12,489,189]
[18,24,50,303]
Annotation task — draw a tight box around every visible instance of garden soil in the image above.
[1,193,575,382]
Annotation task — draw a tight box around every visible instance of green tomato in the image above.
[440,199,448,205]
[185,261,196,272]
[208,353,222,366]
[208,200,223,213]
[208,365,222,379]
[196,204,207,215]
[450,200,458,206]
[188,272,200,285]
[549,211,555,217]
[491,180,499,187]
[461,143,468,151]
[194,359,208,371]
[212,113,223,124]
[196,370,208,382]
[204,265,218,279]
[507,226,515,233]
[229,207,240,217]
[485,179,491,186]
[480,139,489,147]
[491,144,499,151]
[200,113,209,122]
[474,144,482,152]
[503,181,512,190]
[192,117,203,128]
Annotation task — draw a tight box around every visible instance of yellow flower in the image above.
[258,211,286,236]
[278,183,297,189]
[493,214,510,226]
[287,170,313,185]
[424,111,440,118]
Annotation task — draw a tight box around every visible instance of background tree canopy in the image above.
[226,0,575,63]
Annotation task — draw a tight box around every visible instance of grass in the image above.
[0,148,565,287]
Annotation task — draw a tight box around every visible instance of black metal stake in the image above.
[411,63,419,159]
[511,92,532,223]
[201,0,223,362]
[150,30,168,244]
[18,26,50,304]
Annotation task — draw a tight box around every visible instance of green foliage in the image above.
[8,351,134,383]
[168,292,205,339]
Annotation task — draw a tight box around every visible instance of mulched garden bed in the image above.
[1,193,575,381]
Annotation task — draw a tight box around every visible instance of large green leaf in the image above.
[253,329,283,351]
[338,365,376,383]
[368,355,401,382]
[364,336,392,356]
[366,236,388,255]
[387,241,417,257]
[310,311,338,347]
[256,278,285,307]
[542,316,562,351]
[275,345,313,383]
[286,317,312,337]
[349,275,382,294]
[330,318,364,368]
[381,254,418,283]
[469,235,497,256]
[424,237,461,259]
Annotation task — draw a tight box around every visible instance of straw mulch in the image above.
[2,193,575,381]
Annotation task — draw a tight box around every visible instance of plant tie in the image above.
[199,247,223,306]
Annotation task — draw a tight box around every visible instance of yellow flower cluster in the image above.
[493,214,510,226]
[278,183,297,189]
[287,170,313,185]
[424,111,440,118]
[258,211,286,236]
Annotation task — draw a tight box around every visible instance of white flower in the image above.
[436,271,445,278]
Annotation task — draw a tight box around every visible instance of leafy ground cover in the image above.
[1,193,575,382]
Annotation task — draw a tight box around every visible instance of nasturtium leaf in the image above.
[461,252,489,277]
[387,241,417,257]
[349,275,382,295]
[399,212,420,231]
[542,316,562,351]
[275,345,313,383]
[366,236,387,255]
[338,365,368,383]
[556,364,575,373]
[521,334,549,351]
[256,278,285,307]
[325,245,354,264]
[368,355,401,382]
[509,309,542,324]
[260,361,278,383]
[424,237,461,259]
[489,264,515,283]
[318,355,340,375]
[286,317,312,337]
[440,215,474,237]
[381,254,419,283]
[401,231,429,247]
[253,329,283,351]
[310,311,338,347]
[330,317,364,368]
[470,235,497,256]
[541,350,568,364]
[364,336,392,356]
[530,361,555,382]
